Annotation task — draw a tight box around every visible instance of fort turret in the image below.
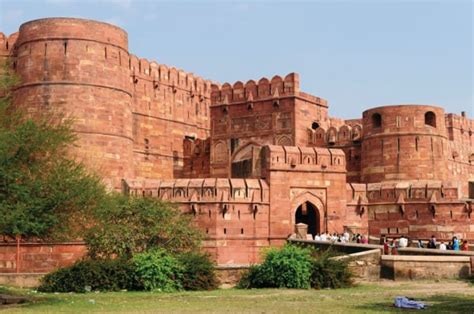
[12,18,134,188]
[360,105,448,183]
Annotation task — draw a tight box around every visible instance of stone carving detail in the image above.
[231,117,254,133]
[213,142,227,163]
[277,112,292,130]
[255,115,272,130]
[277,135,292,146]
[213,118,227,135]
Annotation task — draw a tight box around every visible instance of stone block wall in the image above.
[127,177,270,265]
[3,18,213,189]
[0,242,86,273]
[209,74,328,177]
[381,255,472,280]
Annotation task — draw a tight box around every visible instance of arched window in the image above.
[311,122,320,130]
[372,113,382,128]
[425,111,436,127]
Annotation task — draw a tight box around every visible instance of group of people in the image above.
[383,235,470,255]
[307,231,471,253]
[312,232,369,244]
[425,235,470,251]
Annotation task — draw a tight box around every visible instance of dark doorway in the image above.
[295,202,320,237]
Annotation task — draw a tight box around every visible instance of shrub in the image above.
[237,264,270,289]
[84,195,203,259]
[38,259,141,293]
[132,249,184,292]
[310,250,353,289]
[177,252,218,291]
[238,244,313,289]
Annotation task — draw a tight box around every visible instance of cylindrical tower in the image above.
[361,105,448,183]
[13,18,133,188]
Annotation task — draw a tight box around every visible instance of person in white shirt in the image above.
[320,233,327,241]
[398,236,408,248]
[314,234,321,241]
[439,242,447,250]
[343,231,350,242]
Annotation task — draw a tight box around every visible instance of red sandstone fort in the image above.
[1,18,473,266]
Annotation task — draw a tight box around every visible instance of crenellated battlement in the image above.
[445,112,474,132]
[210,73,321,105]
[346,181,462,203]
[309,123,363,147]
[129,54,215,99]
[261,145,346,171]
[125,178,269,205]
[0,32,18,58]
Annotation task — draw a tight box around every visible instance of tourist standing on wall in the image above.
[398,236,408,248]
[461,240,469,251]
[427,235,437,249]
[452,237,460,251]
[383,240,390,255]
[391,240,398,255]
[439,242,447,250]
[343,230,350,242]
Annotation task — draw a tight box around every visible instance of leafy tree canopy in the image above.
[84,195,203,259]
[0,61,106,240]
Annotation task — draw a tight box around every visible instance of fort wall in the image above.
[1,17,473,270]
[5,18,214,188]
[126,178,270,265]
[209,74,328,177]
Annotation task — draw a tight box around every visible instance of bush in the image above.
[237,264,270,289]
[84,195,203,259]
[38,259,141,293]
[177,252,218,291]
[238,245,313,289]
[310,250,353,289]
[132,249,184,292]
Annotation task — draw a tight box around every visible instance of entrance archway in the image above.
[295,202,320,237]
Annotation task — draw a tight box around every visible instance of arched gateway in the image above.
[295,202,320,237]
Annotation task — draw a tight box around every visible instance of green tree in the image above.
[0,61,106,241]
[84,195,203,259]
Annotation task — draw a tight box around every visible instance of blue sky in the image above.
[1,0,472,119]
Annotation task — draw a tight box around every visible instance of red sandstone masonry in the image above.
[0,242,86,273]
[1,18,473,270]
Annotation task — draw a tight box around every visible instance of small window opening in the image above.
[241,228,244,234]
[372,113,382,128]
[424,111,436,127]
[311,122,320,130]
[223,228,227,234]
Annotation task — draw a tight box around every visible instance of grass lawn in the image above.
[1,280,473,313]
